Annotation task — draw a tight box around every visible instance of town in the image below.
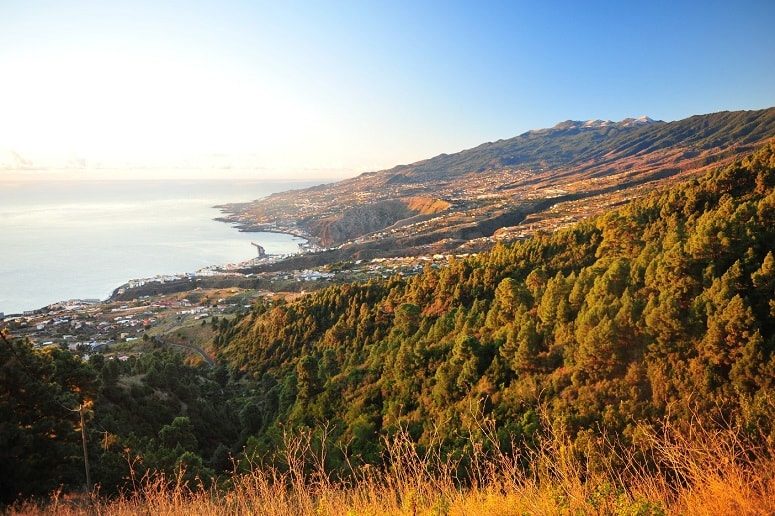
[0,253,467,364]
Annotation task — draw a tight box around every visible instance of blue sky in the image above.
[1,0,774,179]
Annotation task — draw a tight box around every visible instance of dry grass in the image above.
[10,417,775,516]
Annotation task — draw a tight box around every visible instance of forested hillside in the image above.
[0,340,244,502]
[2,143,774,509]
[220,141,775,462]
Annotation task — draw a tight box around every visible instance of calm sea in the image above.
[0,179,316,315]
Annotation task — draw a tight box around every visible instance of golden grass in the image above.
[11,417,775,516]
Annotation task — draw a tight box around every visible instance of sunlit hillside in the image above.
[4,143,775,514]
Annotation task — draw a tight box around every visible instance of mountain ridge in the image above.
[220,108,775,263]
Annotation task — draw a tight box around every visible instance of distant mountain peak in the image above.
[619,115,657,127]
[551,120,583,130]
[549,115,659,132]
[583,119,615,128]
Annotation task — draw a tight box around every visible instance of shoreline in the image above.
[2,176,339,318]
[1,224,308,318]
[212,201,317,245]
[212,217,312,241]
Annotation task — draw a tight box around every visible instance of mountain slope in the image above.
[218,142,775,464]
[220,108,775,258]
[358,108,773,184]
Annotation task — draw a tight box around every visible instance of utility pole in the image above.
[79,404,92,493]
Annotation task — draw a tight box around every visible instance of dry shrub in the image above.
[9,414,775,515]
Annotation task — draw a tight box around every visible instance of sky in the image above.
[1,0,774,181]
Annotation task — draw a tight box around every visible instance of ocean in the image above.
[0,179,315,315]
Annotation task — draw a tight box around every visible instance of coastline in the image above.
[1,225,306,318]
[212,201,317,245]
[1,182,311,316]
[213,217,311,240]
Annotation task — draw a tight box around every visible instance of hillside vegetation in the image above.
[3,143,775,513]
[220,143,775,465]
